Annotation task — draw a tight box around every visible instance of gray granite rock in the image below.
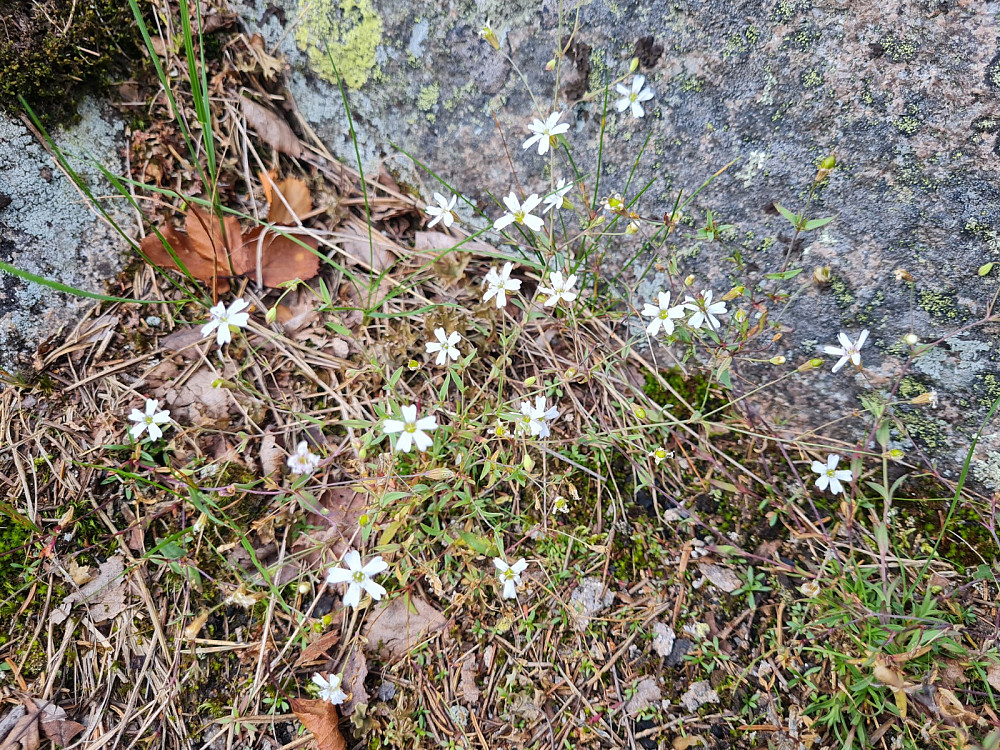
[0,99,132,375]
[237,0,1000,467]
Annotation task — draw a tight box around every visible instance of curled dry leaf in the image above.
[289,698,345,750]
[241,97,302,158]
[338,646,369,716]
[0,697,85,750]
[140,182,320,290]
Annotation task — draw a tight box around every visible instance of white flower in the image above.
[615,74,655,119]
[683,290,728,331]
[822,329,870,373]
[552,496,570,514]
[493,557,528,599]
[649,447,673,465]
[538,271,578,307]
[287,441,320,475]
[424,327,462,365]
[382,404,438,453]
[482,262,523,308]
[426,192,458,228]
[201,298,250,348]
[542,178,573,214]
[519,395,559,438]
[325,550,389,608]
[642,291,686,336]
[494,193,544,232]
[312,672,348,705]
[128,398,171,441]
[522,111,570,156]
[811,454,853,495]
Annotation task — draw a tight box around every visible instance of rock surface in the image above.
[239,0,999,467]
[0,99,131,375]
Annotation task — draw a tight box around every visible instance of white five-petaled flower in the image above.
[425,328,462,365]
[494,192,544,232]
[128,398,171,441]
[615,74,655,119]
[312,672,348,705]
[518,395,560,438]
[811,454,853,496]
[325,550,389,608]
[382,404,438,453]
[649,447,674,465]
[552,496,570,514]
[201,298,250,348]
[425,192,458,228]
[522,111,570,156]
[642,290,686,336]
[538,271,578,307]
[482,262,523,308]
[542,178,574,214]
[683,290,728,331]
[287,441,320,475]
[822,329,870,373]
[493,557,528,599]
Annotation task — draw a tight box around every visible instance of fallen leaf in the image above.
[338,225,394,272]
[363,595,446,661]
[987,662,1000,692]
[459,659,480,704]
[64,560,93,586]
[259,434,284,477]
[569,578,614,632]
[242,97,302,158]
[265,176,312,225]
[140,208,247,293]
[0,698,85,750]
[242,226,320,287]
[295,629,341,668]
[289,698,345,750]
[183,610,210,640]
[697,563,741,593]
[339,646,369,716]
[673,736,706,749]
[50,556,127,625]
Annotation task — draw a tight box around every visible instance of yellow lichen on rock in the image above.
[294,0,384,89]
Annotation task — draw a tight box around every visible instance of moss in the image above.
[295,0,384,89]
[829,277,855,308]
[643,368,723,415]
[0,0,141,125]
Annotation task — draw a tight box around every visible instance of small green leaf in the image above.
[979,262,994,277]
[774,203,800,226]
[803,216,836,231]
[764,268,804,280]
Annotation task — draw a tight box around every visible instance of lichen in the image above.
[879,35,917,63]
[294,0,384,89]
[917,289,965,323]
[417,83,440,113]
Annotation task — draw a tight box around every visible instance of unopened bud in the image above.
[523,452,535,472]
[769,355,786,365]
[265,306,278,324]
[894,268,914,282]
[625,221,639,235]
[524,376,536,387]
[425,467,456,480]
[545,58,556,71]
[479,25,500,50]
[814,266,831,284]
[903,333,918,346]
[684,274,696,287]
[722,285,744,301]
[909,391,938,407]
[494,423,508,438]
[565,367,576,379]
[820,155,837,170]
[632,404,647,420]
[798,358,823,372]
[886,448,905,461]
[297,581,311,595]
[407,359,420,371]
[629,56,640,72]
[733,309,748,323]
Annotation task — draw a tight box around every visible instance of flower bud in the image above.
[894,268,914,282]
[903,333,918,346]
[820,155,836,170]
[886,448,905,461]
[632,404,647,420]
[797,358,822,372]
[684,274,696,287]
[265,306,278,324]
[769,355,786,365]
[545,58,556,71]
[524,376,536,387]
[629,56,640,72]
[523,452,535,472]
[813,266,831,284]
[297,581,311,595]
[425,467,456,480]
[479,25,500,50]
[722,285,744,301]
[625,221,639,235]
[800,580,821,598]
[407,359,420,371]
[909,391,937,406]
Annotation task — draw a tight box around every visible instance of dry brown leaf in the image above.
[243,34,284,79]
[266,176,312,225]
[987,662,1000,692]
[459,659,480,704]
[242,227,320,288]
[363,595,446,662]
[339,225,394,272]
[259,434,284,477]
[183,610,210,640]
[50,555,127,625]
[295,629,341,668]
[0,698,85,750]
[241,97,302,158]
[64,560,93,586]
[339,646,369,716]
[289,699,345,750]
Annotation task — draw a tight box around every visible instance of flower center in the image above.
[144,415,154,425]
[629,92,638,102]
[659,310,669,320]
[826,469,836,478]
[404,421,417,433]
[352,570,366,583]
[515,210,526,223]
[503,570,515,581]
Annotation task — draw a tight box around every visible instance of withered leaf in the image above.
[242,227,320,288]
[265,176,312,225]
[363,595,446,662]
[289,699,345,750]
[0,698,85,750]
[295,629,341,668]
[241,97,302,158]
